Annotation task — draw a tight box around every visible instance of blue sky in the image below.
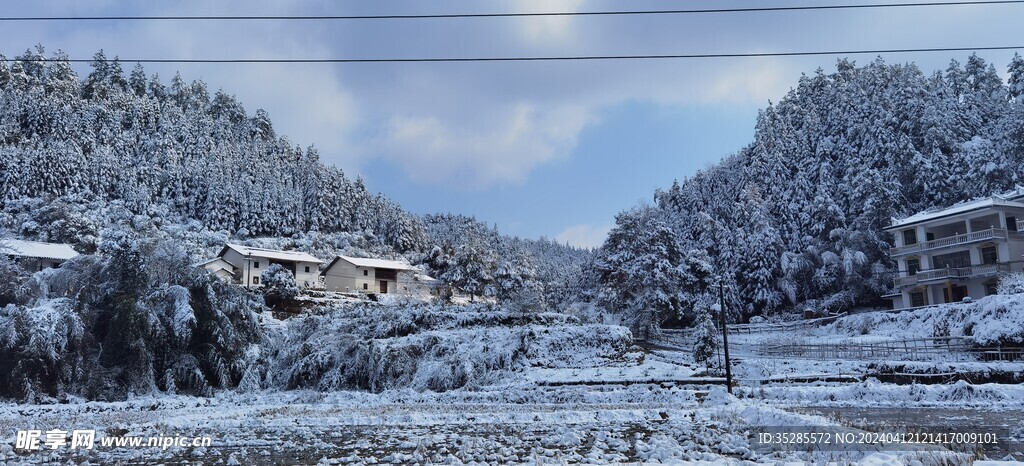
[3,1,1023,246]
[365,101,757,243]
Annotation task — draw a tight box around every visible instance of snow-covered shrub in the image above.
[269,302,631,392]
[0,254,28,306]
[997,272,1024,295]
[0,299,84,401]
[260,263,299,305]
[18,255,104,303]
[0,231,266,401]
[824,294,1024,345]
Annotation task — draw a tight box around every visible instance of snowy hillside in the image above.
[597,54,1024,332]
[0,48,424,252]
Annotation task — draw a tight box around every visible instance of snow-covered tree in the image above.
[261,263,299,305]
[735,186,783,317]
[1009,53,1024,100]
[595,206,713,338]
[691,307,719,367]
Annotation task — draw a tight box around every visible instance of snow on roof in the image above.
[334,255,415,271]
[886,186,1024,230]
[2,239,78,261]
[221,244,321,264]
[196,257,225,266]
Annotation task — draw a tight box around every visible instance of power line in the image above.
[1,1,1023,21]
[8,45,1024,64]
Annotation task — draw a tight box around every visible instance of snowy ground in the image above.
[1,386,991,465]
[5,299,1024,464]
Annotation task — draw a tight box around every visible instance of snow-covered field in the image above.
[5,300,1024,464]
[2,386,993,465]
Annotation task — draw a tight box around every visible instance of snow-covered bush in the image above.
[0,254,27,306]
[997,272,1024,295]
[0,299,84,402]
[260,263,299,305]
[269,302,631,392]
[826,294,1024,345]
[0,232,265,401]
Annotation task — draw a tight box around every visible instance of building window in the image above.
[933,251,970,269]
[902,229,917,245]
[985,281,998,296]
[1009,216,1018,231]
[363,283,368,290]
[253,261,260,268]
[304,266,310,273]
[981,245,998,265]
[910,291,926,307]
[906,258,920,276]
[363,270,368,276]
[252,277,260,285]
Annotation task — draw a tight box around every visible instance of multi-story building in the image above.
[885,187,1024,309]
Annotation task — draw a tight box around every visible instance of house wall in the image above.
[323,260,399,294]
[291,262,322,289]
[12,257,64,272]
[202,258,236,282]
[211,268,234,282]
[220,249,320,289]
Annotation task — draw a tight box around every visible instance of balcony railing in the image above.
[889,227,1008,256]
[894,263,1011,288]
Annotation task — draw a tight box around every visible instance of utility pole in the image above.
[718,280,733,394]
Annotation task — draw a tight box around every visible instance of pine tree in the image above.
[595,206,711,338]
[1009,53,1024,100]
[691,307,719,366]
[735,186,783,317]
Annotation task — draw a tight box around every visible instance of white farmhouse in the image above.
[885,187,1024,309]
[203,244,322,289]
[322,255,437,296]
[2,239,78,271]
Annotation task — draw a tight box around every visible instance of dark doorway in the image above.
[379,280,388,294]
[943,285,969,303]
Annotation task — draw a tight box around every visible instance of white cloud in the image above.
[700,60,793,105]
[513,0,586,47]
[555,223,611,249]
[376,103,593,188]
